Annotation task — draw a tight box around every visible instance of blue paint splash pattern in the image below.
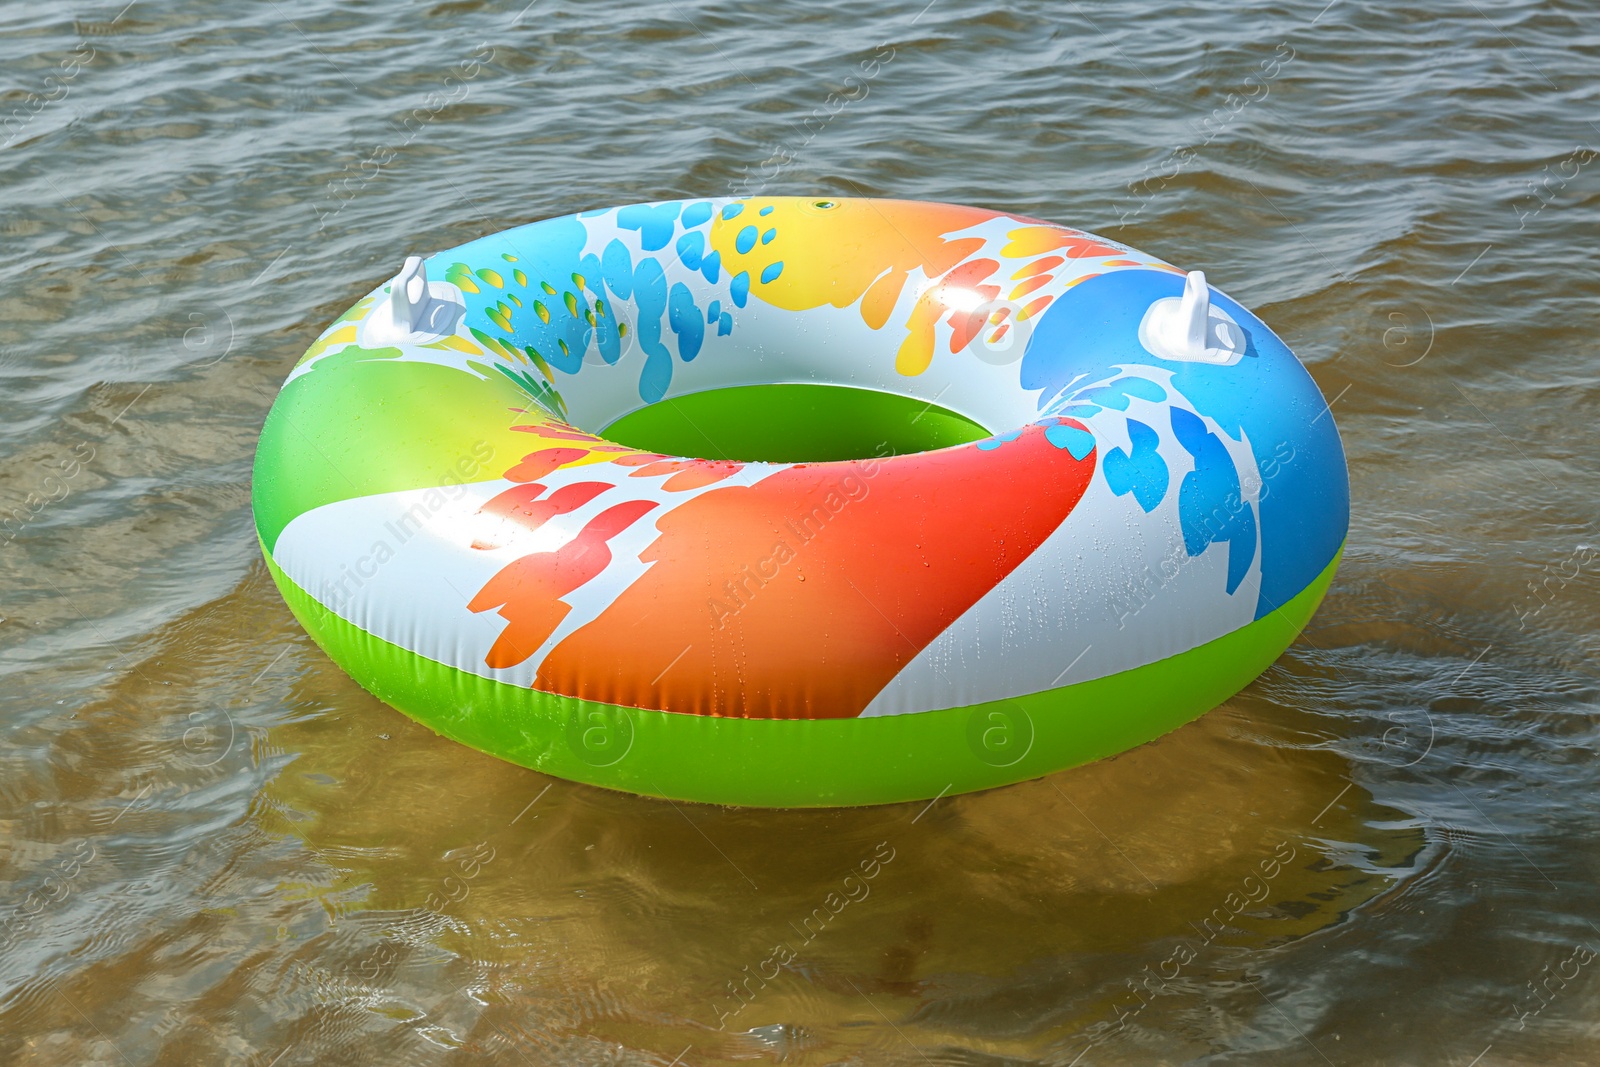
[1101,418,1168,513]
[443,198,789,406]
[978,418,1096,462]
[1170,407,1256,594]
[1018,267,1349,617]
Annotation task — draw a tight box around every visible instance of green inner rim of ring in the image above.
[598,383,993,463]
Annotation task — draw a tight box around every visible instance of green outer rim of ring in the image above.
[262,542,1342,808]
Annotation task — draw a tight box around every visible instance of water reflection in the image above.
[257,620,1425,1063]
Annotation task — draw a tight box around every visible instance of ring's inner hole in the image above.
[598,384,992,463]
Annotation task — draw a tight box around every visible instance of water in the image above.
[3,0,1598,1063]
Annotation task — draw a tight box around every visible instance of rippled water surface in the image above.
[4,0,1599,1063]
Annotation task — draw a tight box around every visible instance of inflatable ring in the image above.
[253,197,1348,807]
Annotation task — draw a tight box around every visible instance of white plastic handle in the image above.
[391,255,427,333]
[1176,270,1210,353]
[1139,269,1246,365]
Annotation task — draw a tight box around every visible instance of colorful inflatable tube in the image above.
[253,197,1348,807]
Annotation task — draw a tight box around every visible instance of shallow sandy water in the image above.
[2,0,1598,1063]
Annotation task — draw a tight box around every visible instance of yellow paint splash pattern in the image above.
[705,200,1133,376]
[292,296,374,367]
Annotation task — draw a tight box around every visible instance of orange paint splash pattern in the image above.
[702,200,1140,380]
[468,498,660,669]
[531,421,1097,718]
[464,412,760,667]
